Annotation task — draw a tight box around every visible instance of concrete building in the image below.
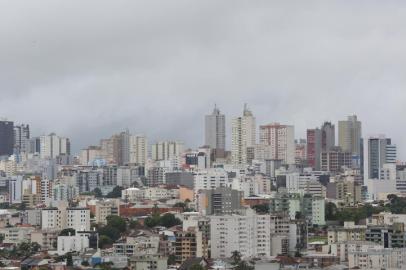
[165,172,194,188]
[0,226,35,244]
[326,179,362,205]
[57,232,91,255]
[193,168,228,194]
[39,133,70,159]
[76,169,103,193]
[198,187,243,215]
[349,246,406,269]
[321,146,352,174]
[42,206,90,231]
[116,165,143,187]
[151,141,184,161]
[0,120,14,156]
[205,105,226,158]
[80,146,102,165]
[31,229,59,251]
[365,163,397,200]
[210,209,271,259]
[113,232,160,257]
[94,199,120,225]
[122,187,144,202]
[338,115,362,157]
[259,123,295,165]
[14,124,30,154]
[231,104,256,165]
[128,255,167,270]
[327,222,367,244]
[307,128,322,170]
[129,135,148,165]
[364,135,397,180]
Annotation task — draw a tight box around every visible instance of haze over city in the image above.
[1,1,406,157]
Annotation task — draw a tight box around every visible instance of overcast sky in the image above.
[1,1,406,158]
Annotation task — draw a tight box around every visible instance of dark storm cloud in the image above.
[1,1,406,158]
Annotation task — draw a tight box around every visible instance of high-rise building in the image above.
[338,115,362,157]
[210,209,271,259]
[259,123,295,165]
[198,187,243,215]
[151,141,184,161]
[39,133,70,159]
[307,128,322,170]
[321,146,353,174]
[231,104,256,165]
[0,121,14,156]
[100,135,120,164]
[205,105,226,158]
[80,146,102,165]
[119,130,131,165]
[14,124,30,154]
[307,122,335,170]
[129,135,148,165]
[364,135,397,180]
[321,122,335,151]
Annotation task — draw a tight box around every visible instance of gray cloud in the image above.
[0,1,406,158]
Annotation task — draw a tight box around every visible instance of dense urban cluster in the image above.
[0,104,405,270]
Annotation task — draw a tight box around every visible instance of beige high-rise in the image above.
[338,115,362,157]
[231,104,256,165]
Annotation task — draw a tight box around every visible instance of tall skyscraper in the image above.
[364,135,397,180]
[0,120,14,156]
[205,105,226,158]
[307,128,321,170]
[321,121,335,151]
[40,133,71,159]
[14,124,30,154]
[259,123,295,165]
[119,130,130,165]
[231,104,256,165]
[307,122,335,170]
[129,135,148,165]
[338,115,362,157]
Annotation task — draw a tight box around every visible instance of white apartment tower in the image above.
[231,104,256,165]
[40,133,70,159]
[210,209,271,259]
[205,105,226,157]
[129,135,148,165]
[259,123,295,165]
[151,141,184,161]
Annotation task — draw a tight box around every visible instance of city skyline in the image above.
[1,1,406,157]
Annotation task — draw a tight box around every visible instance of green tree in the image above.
[173,202,187,210]
[159,213,182,228]
[231,250,242,265]
[66,253,73,267]
[167,254,176,265]
[98,226,120,241]
[98,235,113,248]
[325,202,338,220]
[106,215,127,231]
[59,228,76,236]
[252,204,269,214]
[129,220,140,229]
[106,186,123,198]
[93,188,103,198]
